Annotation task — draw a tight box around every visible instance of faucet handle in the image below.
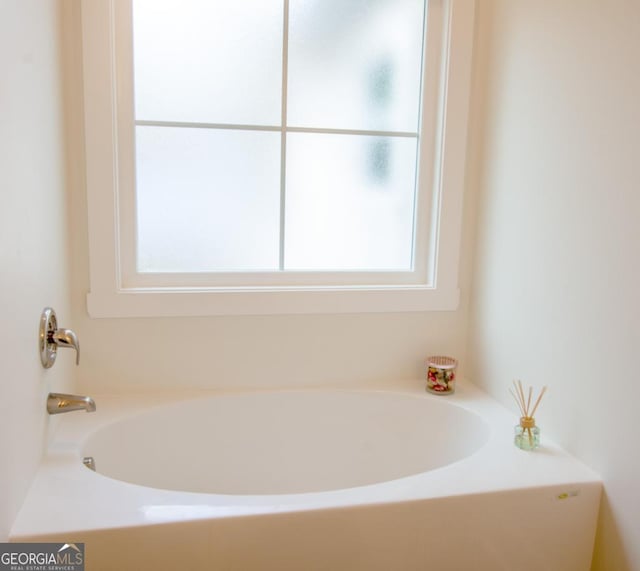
[52,328,80,365]
[39,308,80,368]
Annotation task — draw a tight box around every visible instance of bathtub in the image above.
[11,380,601,570]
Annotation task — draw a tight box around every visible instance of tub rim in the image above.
[11,379,602,539]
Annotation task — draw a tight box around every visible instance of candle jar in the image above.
[514,417,540,450]
[426,356,457,395]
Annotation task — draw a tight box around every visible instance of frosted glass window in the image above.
[285,133,417,271]
[135,127,281,272]
[133,0,283,125]
[288,0,424,132]
[130,0,427,278]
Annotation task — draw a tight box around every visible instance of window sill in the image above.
[86,286,460,317]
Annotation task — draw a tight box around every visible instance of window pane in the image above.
[284,133,417,271]
[287,0,425,132]
[132,0,283,126]
[136,127,281,272]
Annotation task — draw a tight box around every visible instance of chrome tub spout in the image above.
[47,393,96,414]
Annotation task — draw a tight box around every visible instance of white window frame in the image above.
[82,0,475,317]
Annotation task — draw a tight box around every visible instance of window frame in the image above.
[82,0,475,317]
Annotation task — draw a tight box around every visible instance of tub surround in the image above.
[12,380,600,570]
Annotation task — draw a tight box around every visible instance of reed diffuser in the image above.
[509,380,547,450]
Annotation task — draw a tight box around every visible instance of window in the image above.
[82,0,475,316]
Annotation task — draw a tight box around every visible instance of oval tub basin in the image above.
[83,390,489,494]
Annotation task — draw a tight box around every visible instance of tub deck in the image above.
[11,380,601,570]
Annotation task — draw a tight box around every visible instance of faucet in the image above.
[47,393,96,414]
[39,308,80,368]
[50,328,80,365]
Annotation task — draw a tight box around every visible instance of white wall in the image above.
[0,1,74,541]
[466,1,640,569]
[6,1,636,566]
[8,2,636,567]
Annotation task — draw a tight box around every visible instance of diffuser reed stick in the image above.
[510,380,547,449]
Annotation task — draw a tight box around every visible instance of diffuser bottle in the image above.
[514,416,540,450]
[510,381,546,451]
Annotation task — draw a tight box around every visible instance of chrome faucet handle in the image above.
[39,308,80,368]
[51,328,80,365]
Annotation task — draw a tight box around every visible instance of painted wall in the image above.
[0,1,74,541]
[64,4,476,395]
[466,1,639,569]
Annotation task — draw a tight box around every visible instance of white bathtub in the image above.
[11,380,601,570]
